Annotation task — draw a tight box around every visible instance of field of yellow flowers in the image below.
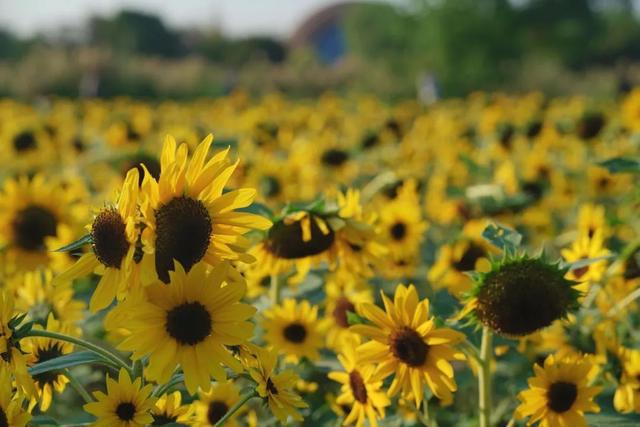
[0,90,639,426]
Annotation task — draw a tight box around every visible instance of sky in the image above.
[0,0,345,38]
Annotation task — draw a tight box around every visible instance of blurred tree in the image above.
[89,10,186,58]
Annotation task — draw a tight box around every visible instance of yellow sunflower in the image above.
[84,368,156,427]
[561,231,610,292]
[0,174,84,272]
[333,189,387,278]
[614,347,640,413]
[118,261,255,394]
[248,347,308,423]
[151,391,194,426]
[328,335,390,427]
[11,269,85,330]
[139,134,271,283]
[429,239,491,297]
[53,168,140,312]
[262,298,327,363]
[26,314,75,411]
[576,203,607,239]
[324,274,373,350]
[193,381,243,427]
[378,186,427,261]
[352,284,465,407]
[515,354,601,427]
[0,290,35,397]
[252,210,338,284]
[0,365,30,427]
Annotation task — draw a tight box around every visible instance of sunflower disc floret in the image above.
[469,254,580,337]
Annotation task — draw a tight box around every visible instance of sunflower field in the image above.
[0,90,639,427]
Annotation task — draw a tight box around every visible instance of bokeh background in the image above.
[3,0,640,100]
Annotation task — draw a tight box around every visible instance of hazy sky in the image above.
[0,0,344,38]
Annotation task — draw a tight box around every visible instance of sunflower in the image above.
[139,134,271,284]
[84,368,156,427]
[26,315,75,411]
[378,182,427,261]
[561,231,610,290]
[151,391,194,425]
[0,290,35,397]
[429,239,491,297]
[193,381,243,426]
[333,189,387,278]
[252,209,338,284]
[328,335,390,427]
[248,347,307,423]
[0,365,30,427]
[614,347,640,413]
[53,168,140,312]
[11,269,85,329]
[118,261,255,394]
[324,273,373,350]
[464,254,581,337]
[262,298,326,363]
[515,354,601,427]
[352,284,465,407]
[0,174,84,272]
[576,203,607,239]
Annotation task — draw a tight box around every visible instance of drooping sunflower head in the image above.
[467,254,581,337]
[264,211,336,260]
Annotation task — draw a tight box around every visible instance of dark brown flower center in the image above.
[572,257,589,279]
[124,153,161,186]
[33,343,64,386]
[152,413,178,425]
[165,302,212,345]
[264,215,335,259]
[452,243,486,272]
[260,175,282,198]
[332,297,355,328]
[267,377,278,395]
[116,402,136,421]
[475,259,577,336]
[283,322,307,343]
[390,222,407,241]
[13,130,37,152]
[349,370,368,404]
[155,196,212,283]
[92,209,130,268]
[390,327,429,367]
[0,408,7,427]
[12,205,58,251]
[321,149,349,167]
[547,381,577,413]
[207,401,228,425]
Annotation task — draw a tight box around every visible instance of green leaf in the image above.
[30,415,61,425]
[586,411,640,426]
[598,157,640,174]
[482,223,522,251]
[346,311,366,325]
[565,254,615,271]
[28,351,106,376]
[238,202,273,218]
[53,233,92,253]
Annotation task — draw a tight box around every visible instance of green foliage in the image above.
[599,157,640,174]
[481,223,522,252]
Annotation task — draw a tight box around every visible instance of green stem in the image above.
[478,327,493,427]
[269,274,280,306]
[24,330,131,373]
[153,373,184,397]
[214,391,256,427]
[65,369,93,404]
[459,339,482,363]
